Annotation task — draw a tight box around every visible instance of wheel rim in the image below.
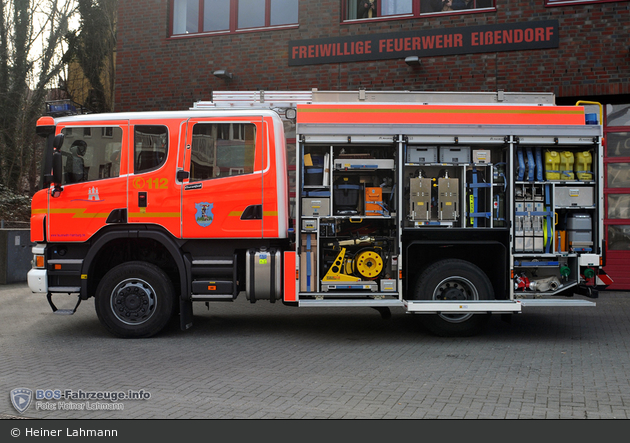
[110,278,157,326]
[432,275,479,323]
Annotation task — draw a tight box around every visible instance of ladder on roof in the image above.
[191,89,556,110]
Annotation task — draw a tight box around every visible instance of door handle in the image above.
[176,170,189,181]
[138,192,147,208]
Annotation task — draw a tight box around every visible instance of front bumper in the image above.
[28,269,48,293]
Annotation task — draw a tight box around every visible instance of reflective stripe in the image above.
[49,208,109,218]
[128,212,180,218]
[228,211,278,217]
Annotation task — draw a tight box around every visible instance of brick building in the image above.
[115,0,630,288]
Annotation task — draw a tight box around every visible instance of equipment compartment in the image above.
[403,143,507,229]
[297,140,399,297]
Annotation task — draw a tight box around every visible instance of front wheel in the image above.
[95,261,175,338]
[413,259,494,337]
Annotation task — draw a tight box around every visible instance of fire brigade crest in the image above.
[88,186,100,201]
[10,388,33,414]
[195,202,214,227]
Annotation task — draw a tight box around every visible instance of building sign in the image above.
[288,20,559,66]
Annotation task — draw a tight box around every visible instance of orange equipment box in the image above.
[365,187,385,216]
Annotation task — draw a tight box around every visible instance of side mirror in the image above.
[53,133,64,150]
[52,151,63,184]
[51,150,63,197]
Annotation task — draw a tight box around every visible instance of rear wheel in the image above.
[95,261,175,338]
[413,259,493,337]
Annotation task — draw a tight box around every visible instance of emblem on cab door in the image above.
[195,202,214,227]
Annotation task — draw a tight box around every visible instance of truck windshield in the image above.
[59,126,123,184]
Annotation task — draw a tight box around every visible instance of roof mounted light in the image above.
[285,108,297,120]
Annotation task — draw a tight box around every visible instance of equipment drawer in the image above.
[555,187,594,207]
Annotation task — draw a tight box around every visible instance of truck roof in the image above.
[38,109,283,126]
[296,103,587,127]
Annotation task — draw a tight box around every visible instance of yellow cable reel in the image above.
[354,250,383,279]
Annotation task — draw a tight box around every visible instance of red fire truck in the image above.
[28,90,612,338]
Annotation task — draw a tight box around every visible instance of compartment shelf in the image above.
[513,281,578,298]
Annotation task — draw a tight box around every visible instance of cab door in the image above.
[127,123,181,237]
[48,122,128,242]
[181,117,264,239]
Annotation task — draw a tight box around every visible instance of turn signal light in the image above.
[34,255,45,268]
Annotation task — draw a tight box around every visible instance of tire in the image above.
[412,259,493,337]
[95,261,175,338]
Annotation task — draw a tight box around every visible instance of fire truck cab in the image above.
[30,109,290,337]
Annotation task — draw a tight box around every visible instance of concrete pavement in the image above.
[1,283,630,419]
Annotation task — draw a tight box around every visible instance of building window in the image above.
[608,225,630,250]
[173,0,199,34]
[604,102,630,253]
[171,0,298,36]
[545,0,622,6]
[345,0,494,20]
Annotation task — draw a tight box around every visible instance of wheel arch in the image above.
[80,226,187,301]
[404,240,508,301]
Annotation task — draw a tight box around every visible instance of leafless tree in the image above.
[0,0,76,195]
[66,0,117,113]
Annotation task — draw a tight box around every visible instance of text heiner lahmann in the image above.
[25,428,118,437]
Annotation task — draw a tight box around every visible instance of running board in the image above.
[191,294,234,301]
[516,299,596,307]
[47,292,82,315]
[48,286,81,293]
[298,299,404,308]
[405,299,595,313]
[296,299,594,312]
[405,300,522,313]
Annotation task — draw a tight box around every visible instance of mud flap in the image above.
[575,284,598,299]
[180,298,193,331]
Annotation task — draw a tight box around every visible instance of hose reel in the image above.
[326,247,385,282]
[353,249,384,279]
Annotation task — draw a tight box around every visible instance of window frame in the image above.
[545,0,626,7]
[169,0,299,37]
[341,0,496,22]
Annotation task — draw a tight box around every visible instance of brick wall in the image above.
[115,0,630,111]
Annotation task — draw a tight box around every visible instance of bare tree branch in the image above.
[0,0,77,194]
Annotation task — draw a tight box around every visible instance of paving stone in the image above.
[1,284,630,419]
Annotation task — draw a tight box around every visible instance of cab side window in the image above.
[60,126,123,184]
[189,123,256,182]
[134,126,168,173]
